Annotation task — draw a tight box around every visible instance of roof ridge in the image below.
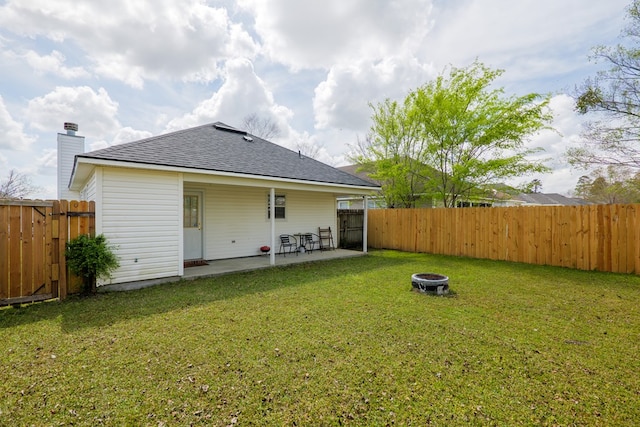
[81,122,224,156]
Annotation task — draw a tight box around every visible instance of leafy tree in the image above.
[242,113,281,140]
[523,178,543,194]
[353,61,553,207]
[351,102,430,208]
[572,166,640,203]
[0,169,39,199]
[568,0,640,168]
[574,175,593,198]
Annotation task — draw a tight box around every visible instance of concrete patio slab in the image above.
[182,249,365,280]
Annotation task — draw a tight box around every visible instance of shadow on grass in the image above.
[0,252,412,332]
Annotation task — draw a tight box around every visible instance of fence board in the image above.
[57,200,68,301]
[635,205,640,274]
[44,204,54,297]
[0,206,8,299]
[33,206,45,295]
[629,205,638,274]
[21,206,33,296]
[9,206,21,298]
[368,204,640,275]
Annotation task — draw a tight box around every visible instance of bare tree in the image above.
[242,113,281,140]
[295,139,322,160]
[568,1,640,169]
[0,169,40,199]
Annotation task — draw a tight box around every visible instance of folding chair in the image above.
[318,227,335,251]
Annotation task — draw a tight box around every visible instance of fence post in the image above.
[58,200,68,300]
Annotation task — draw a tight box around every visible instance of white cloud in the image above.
[0,0,258,87]
[238,0,434,70]
[20,50,90,79]
[35,148,57,173]
[423,0,628,89]
[0,95,36,150]
[112,127,154,146]
[88,127,155,151]
[26,86,120,138]
[313,56,435,131]
[166,58,293,134]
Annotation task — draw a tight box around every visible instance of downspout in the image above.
[270,188,275,265]
[363,195,368,253]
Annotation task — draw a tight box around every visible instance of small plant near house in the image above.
[65,234,119,294]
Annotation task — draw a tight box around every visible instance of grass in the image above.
[1,250,639,426]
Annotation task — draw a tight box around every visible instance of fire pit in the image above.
[411,273,449,295]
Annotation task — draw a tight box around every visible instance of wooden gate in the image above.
[0,200,94,306]
[338,209,364,249]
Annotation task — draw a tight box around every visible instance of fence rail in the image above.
[367,204,640,274]
[0,200,94,305]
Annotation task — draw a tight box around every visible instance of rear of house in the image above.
[60,122,379,287]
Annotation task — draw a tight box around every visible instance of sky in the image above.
[0,0,632,199]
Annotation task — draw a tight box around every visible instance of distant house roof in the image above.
[75,122,378,189]
[336,164,380,185]
[515,193,591,206]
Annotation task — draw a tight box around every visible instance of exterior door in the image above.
[183,192,203,260]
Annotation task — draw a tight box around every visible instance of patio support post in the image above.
[270,188,275,265]
[363,195,368,253]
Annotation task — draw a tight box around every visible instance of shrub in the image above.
[65,234,119,294]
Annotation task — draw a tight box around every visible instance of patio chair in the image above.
[318,227,335,251]
[302,233,321,253]
[279,234,298,256]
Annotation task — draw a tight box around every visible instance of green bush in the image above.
[65,234,119,294]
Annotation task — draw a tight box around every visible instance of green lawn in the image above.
[1,250,639,426]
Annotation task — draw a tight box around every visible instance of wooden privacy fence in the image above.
[0,200,95,305]
[338,209,364,249]
[367,204,640,274]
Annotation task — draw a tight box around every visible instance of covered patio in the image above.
[182,248,365,280]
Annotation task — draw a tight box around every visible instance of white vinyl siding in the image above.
[100,168,180,284]
[281,191,337,237]
[80,171,97,201]
[203,186,270,259]
[202,186,337,259]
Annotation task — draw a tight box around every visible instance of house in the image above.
[59,122,380,287]
[336,164,590,208]
[514,193,591,206]
[336,164,516,208]
[336,165,386,209]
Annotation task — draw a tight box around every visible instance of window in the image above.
[184,195,199,227]
[337,200,350,209]
[267,194,286,219]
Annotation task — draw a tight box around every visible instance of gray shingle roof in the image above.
[78,122,378,188]
[337,164,380,185]
[515,193,591,206]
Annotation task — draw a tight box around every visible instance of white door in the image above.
[183,192,203,260]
